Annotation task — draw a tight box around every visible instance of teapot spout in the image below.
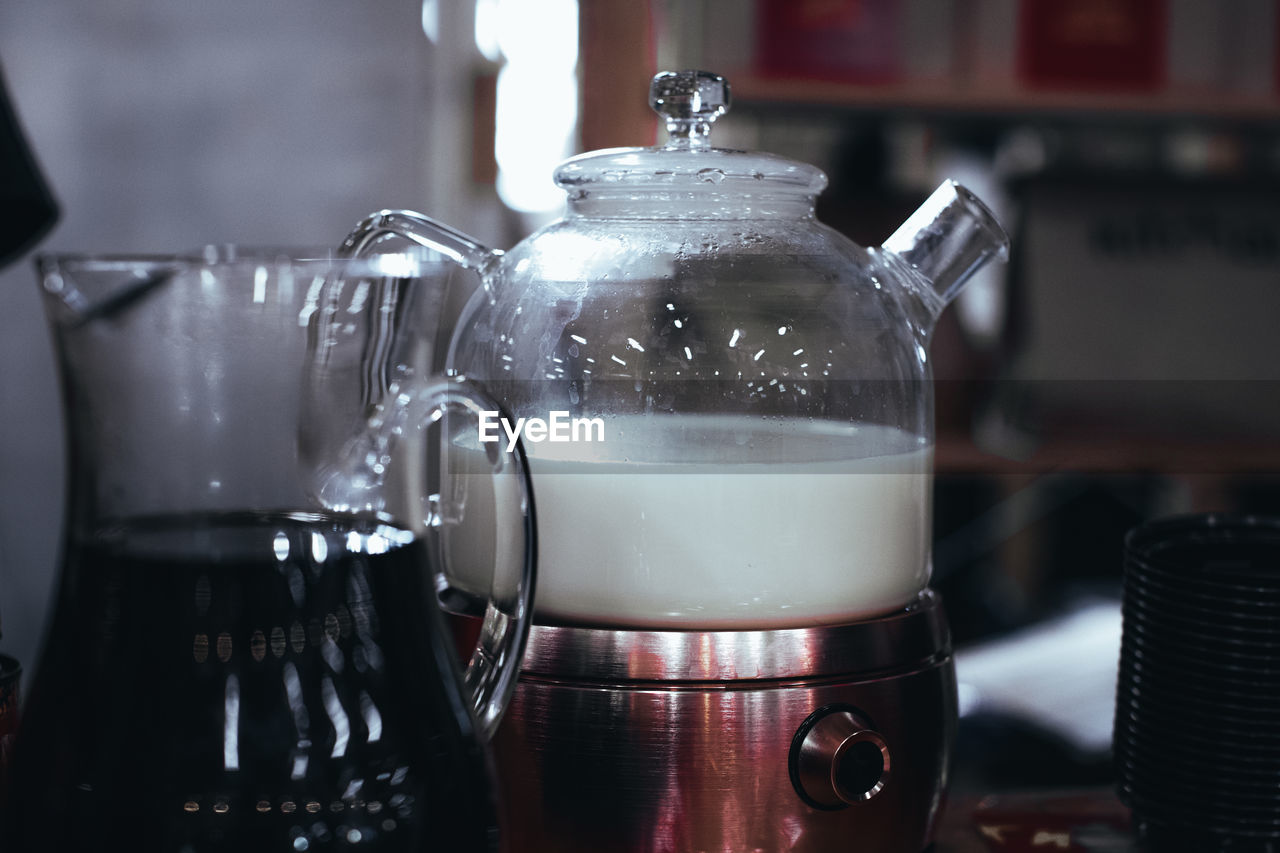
[882,180,1010,312]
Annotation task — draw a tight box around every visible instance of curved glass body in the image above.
[347,71,1009,630]
[4,250,535,850]
[454,189,938,629]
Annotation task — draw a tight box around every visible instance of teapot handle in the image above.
[416,381,536,743]
[341,209,502,277]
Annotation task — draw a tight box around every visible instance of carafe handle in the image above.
[341,209,502,281]
[335,217,526,742]
[314,374,535,742]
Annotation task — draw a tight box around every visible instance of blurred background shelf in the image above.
[729,74,1280,123]
[937,432,1280,476]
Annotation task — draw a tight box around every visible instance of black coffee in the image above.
[2,512,495,852]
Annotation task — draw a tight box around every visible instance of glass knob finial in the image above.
[650,70,730,149]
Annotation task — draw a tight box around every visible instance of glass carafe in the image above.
[345,70,1009,630]
[3,248,535,851]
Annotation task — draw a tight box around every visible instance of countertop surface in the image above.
[935,789,1135,852]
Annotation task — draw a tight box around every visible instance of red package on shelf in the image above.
[1018,0,1167,91]
[755,0,902,84]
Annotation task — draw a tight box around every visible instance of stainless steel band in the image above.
[520,590,950,683]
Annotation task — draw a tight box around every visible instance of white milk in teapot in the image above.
[513,414,932,629]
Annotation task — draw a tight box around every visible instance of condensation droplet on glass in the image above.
[288,565,306,608]
[195,574,212,613]
[193,633,209,663]
[310,532,328,565]
[273,531,290,562]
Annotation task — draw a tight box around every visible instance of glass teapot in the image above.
[344,70,1009,630]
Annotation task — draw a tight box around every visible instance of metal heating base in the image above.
[492,591,957,852]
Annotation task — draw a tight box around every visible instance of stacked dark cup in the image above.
[1115,514,1280,851]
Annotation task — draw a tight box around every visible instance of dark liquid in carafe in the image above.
[2,512,495,852]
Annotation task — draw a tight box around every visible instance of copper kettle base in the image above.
[492,591,957,852]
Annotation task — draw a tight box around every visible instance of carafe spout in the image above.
[882,180,1010,314]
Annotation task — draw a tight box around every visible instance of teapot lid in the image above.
[553,71,827,200]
